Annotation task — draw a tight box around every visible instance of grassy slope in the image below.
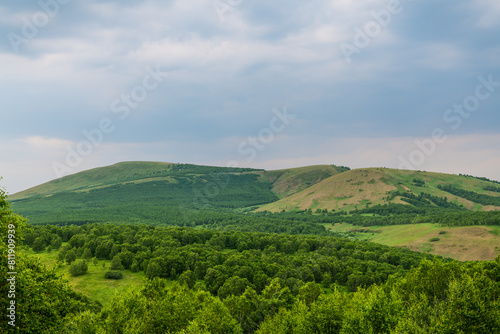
[262,164,344,198]
[11,161,177,200]
[258,167,500,212]
[327,223,500,261]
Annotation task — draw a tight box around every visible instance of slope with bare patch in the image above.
[261,165,345,198]
[258,167,500,212]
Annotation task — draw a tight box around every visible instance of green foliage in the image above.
[179,269,197,289]
[69,259,89,276]
[255,259,500,333]
[438,184,500,206]
[429,237,440,242]
[32,237,46,252]
[66,249,76,264]
[297,281,323,306]
[109,255,124,271]
[0,188,98,333]
[10,164,280,225]
[104,271,123,279]
[484,185,500,193]
[28,223,439,300]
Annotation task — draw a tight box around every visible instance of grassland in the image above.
[24,246,146,306]
[326,223,500,261]
[262,164,346,198]
[258,168,500,212]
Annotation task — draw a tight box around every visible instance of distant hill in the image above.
[8,161,500,225]
[258,167,500,213]
[9,162,345,224]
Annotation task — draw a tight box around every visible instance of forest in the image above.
[2,185,500,333]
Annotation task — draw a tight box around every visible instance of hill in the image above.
[8,162,500,226]
[258,167,500,212]
[9,162,344,225]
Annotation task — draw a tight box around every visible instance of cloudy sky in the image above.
[1,0,499,194]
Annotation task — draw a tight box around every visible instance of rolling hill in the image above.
[8,161,500,226]
[8,162,344,225]
[258,167,500,212]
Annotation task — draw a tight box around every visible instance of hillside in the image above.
[9,162,343,225]
[258,167,500,212]
[8,162,500,225]
[261,164,348,198]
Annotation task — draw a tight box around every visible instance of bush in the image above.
[105,271,123,279]
[439,231,447,234]
[110,255,124,270]
[429,237,440,242]
[69,260,88,276]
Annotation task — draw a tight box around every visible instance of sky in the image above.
[1,0,499,194]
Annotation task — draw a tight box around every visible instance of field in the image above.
[327,223,500,261]
[24,245,146,306]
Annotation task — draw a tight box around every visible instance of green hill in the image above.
[9,162,274,224]
[9,162,345,225]
[258,167,500,212]
[8,162,500,225]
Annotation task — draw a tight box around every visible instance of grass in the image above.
[326,223,500,261]
[24,247,146,306]
[259,167,500,213]
[263,165,343,198]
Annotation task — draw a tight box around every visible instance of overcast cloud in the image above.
[1,0,499,193]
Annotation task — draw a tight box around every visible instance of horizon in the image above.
[1,0,499,193]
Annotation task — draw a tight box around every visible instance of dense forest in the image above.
[24,223,443,295]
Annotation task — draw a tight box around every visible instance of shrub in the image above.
[105,271,123,279]
[69,260,88,277]
[110,255,124,270]
[439,231,447,234]
[429,237,440,242]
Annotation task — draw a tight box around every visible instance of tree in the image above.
[69,260,88,276]
[298,282,323,306]
[0,185,96,333]
[118,250,134,269]
[146,259,163,279]
[192,298,243,334]
[82,247,93,260]
[50,235,63,250]
[218,276,252,300]
[32,237,46,253]
[66,249,77,264]
[179,270,196,288]
[110,255,124,271]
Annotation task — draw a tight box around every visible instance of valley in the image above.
[3,161,500,333]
